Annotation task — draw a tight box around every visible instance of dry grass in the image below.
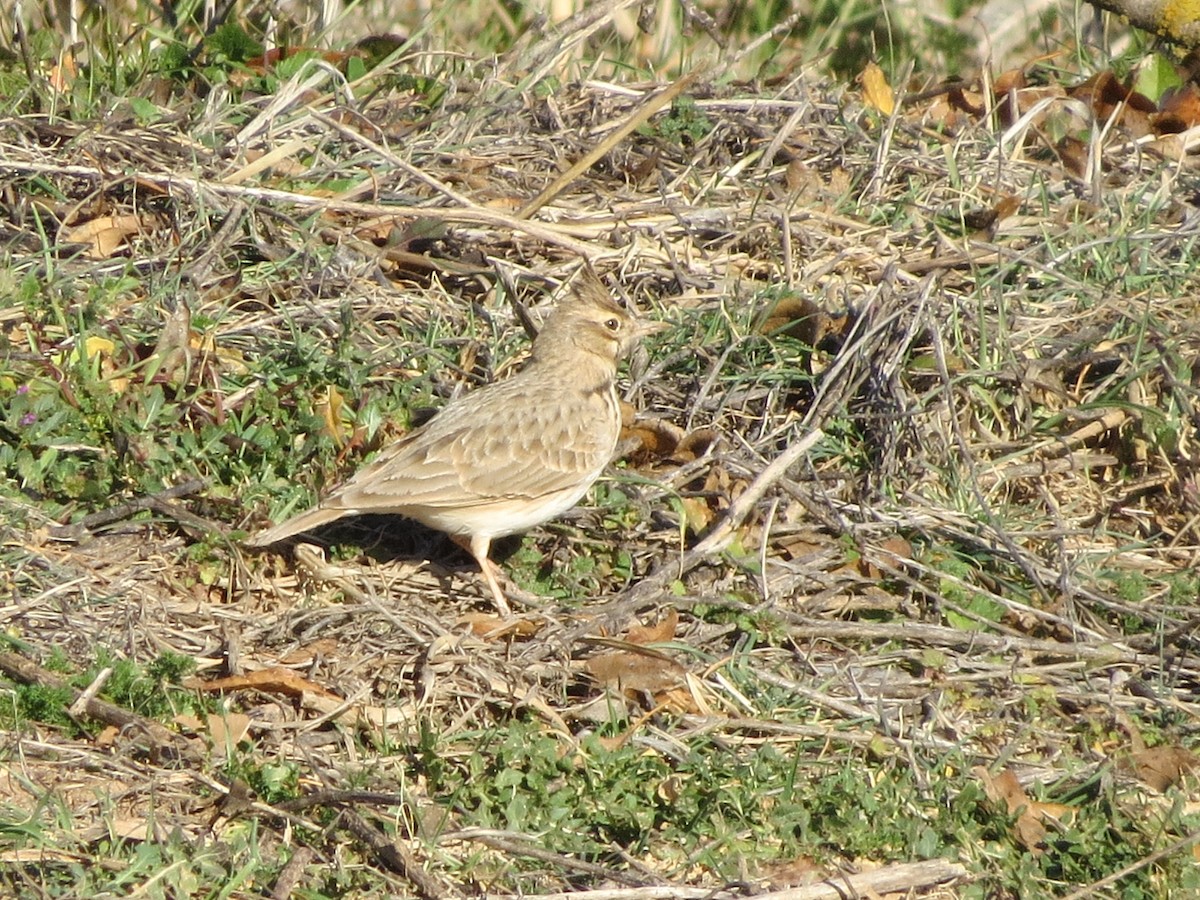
[2,7,1200,899]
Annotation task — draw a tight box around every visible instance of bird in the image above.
[246,270,665,616]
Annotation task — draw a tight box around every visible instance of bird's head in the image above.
[534,269,665,366]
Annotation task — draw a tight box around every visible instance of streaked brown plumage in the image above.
[246,271,663,615]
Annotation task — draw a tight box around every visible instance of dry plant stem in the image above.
[928,305,1054,607]
[0,160,600,258]
[308,108,476,208]
[862,507,1178,634]
[319,226,491,276]
[456,831,659,887]
[0,651,195,761]
[276,790,408,812]
[780,618,1144,663]
[48,477,207,536]
[979,452,1120,487]
[223,136,312,186]
[182,203,247,282]
[679,0,724,47]
[754,668,901,726]
[146,495,231,538]
[268,845,315,900]
[799,264,920,431]
[517,67,705,219]
[1059,827,1200,900]
[863,64,909,201]
[68,666,112,717]
[691,429,824,557]
[486,857,967,899]
[235,61,353,146]
[727,8,809,71]
[337,807,462,900]
[523,429,824,659]
[506,0,642,88]
[12,14,41,114]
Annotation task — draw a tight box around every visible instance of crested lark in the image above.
[246,271,664,615]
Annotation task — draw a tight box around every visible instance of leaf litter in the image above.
[2,19,1200,899]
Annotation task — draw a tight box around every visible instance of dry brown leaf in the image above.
[1069,70,1156,138]
[171,711,251,755]
[946,84,984,117]
[784,158,822,201]
[109,816,152,840]
[353,217,402,242]
[961,194,1021,238]
[757,293,824,345]
[826,166,852,196]
[1056,137,1088,178]
[48,52,78,93]
[94,725,120,748]
[185,666,339,699]
[993,68,1027,95]
[859,535,915,578]
[860,61,895,116]
[626,608,678,644]
[977,766,1046,852]
[483,196,523,210]
[976,766,1076,854]
[458,612,542,639]
[206,712,252,750]
[992,68,1028,127]
[245,46,353,71]
[146,302,193,386]
[1155,83,1200,132]
[656,774,684,802]
[655,684,701,714]
[878,535,914,563]
[277,638,340,665]
[775,532,825,560]
[758,855,828,890]
[622,413,684,461]
[1130,745,1198,792]
[61,214,152,259]
[994,194,1021,221]
[623,150,659,184]
[674,427,718,462]
[622,412,715,468]
[961,206,1000,234]
[582,648,686,695]
[926,92,966,131]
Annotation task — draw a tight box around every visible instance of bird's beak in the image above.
[636,318,669,338]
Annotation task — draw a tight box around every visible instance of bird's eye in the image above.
[604,318,620,331]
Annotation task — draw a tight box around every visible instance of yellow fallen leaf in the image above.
[680,496,714,535]
[82,336,114,358]
[860,61,895,116]
[318,384,347,447]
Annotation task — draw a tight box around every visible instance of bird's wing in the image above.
[330,377,618,511]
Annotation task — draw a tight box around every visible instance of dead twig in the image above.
[48,477,207,539]
[0,651,197,762]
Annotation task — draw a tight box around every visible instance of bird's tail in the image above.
[244,505,347,547]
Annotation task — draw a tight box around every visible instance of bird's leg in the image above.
[451,534,512,617]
